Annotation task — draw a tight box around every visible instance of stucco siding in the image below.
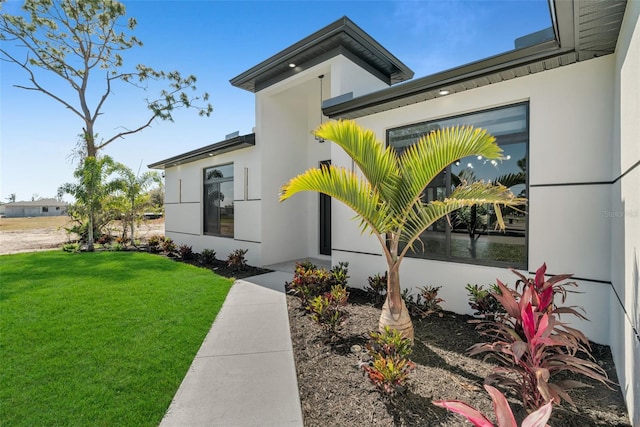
[327,56,618,346]
[610,0,640,422]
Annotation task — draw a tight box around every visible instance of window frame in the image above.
[203,163,234,238]
[386,102,529,270]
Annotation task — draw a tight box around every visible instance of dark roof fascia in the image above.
[147,134,255,170]
[254,45,391,92]
[229,16,414,92]
[324,39,564,119]
[324,0,627,119]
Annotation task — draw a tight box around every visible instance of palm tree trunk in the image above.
[379,263,414,341]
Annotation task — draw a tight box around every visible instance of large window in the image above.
[204,164,234,237]
[388,103,528,269]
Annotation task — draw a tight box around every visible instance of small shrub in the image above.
[96,234,113,245]
[226,249,248,271]
[178,244,194,260]
[62,243,80,253]
[466,283,504,318]
[363,326,415,396]
[417,285,444,315]
[433,384,553,427]
[368,326,413,359]
[147,235,163,253]
[161,237,177,254]
[469,263,612,410]
[115,236,129,245]
[287,261,331,306]
[288,261,350,307]
[200,248,216,265]
[308,285,349,334]
[110,242,124,252]
[401,285,444,318]
[329,261,349,287]
[366,272,388,306]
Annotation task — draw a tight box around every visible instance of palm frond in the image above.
[280,164,390,234]
[493,172,526,189]
[394,126,501,218]
[314,120,400,201]
[399,181,527,256]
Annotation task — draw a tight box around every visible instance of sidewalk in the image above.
[159,271,303,427]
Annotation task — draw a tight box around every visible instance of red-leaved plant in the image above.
[469,263,612,410]
[433,384,552,427]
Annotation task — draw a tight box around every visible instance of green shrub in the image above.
[308,285,349,335]
[366,272,387,306]
[363,326,415,396]
[161,237,177,254]
[329,261,349,287]
[200,248,216,265]
[465,283,503,318]
[110,242,124,252]
[147,235,163,253]
[62,243,80,253]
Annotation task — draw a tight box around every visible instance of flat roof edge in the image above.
[324,40,567,119]
[148,134,256,169]
[230,16,413,92]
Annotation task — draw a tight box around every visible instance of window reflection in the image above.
[388,103,528,268]
[204,164,234,237]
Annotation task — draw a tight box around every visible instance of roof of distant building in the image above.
[7,198,68,207]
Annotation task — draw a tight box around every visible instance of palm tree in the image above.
[112,164,162,245]
[58,156,120,251]
[280,120,527,340]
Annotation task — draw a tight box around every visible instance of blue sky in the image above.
[0,0,551,202]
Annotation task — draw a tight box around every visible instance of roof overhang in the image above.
[230,16,414,93]
[324,0,627,119]
[147,134,255,170]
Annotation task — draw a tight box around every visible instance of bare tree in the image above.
[1,0,212,158]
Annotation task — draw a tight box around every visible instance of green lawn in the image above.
[0,251,234,426]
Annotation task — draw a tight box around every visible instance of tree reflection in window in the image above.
[388,103,528,268]
[204,164,234,237]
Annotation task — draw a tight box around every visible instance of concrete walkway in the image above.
[159,271,303,427]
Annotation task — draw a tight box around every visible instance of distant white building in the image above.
[150,1,639,423]
[4,199,68,218]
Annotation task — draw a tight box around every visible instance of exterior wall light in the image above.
[438,89,450,95]
[289,63,296,68]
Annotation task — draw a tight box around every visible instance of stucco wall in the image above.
[258,55,391,265]
[5,206,66,217]
[610,0,640,424]
[163,145,262,266]
[330,56,616,346]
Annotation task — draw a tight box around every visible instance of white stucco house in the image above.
[149,0,638,422]
[4,198,68,218]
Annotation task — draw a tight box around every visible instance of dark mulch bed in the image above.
[176,256,272,280]
[141,248,273,280]
[287,288,631,427]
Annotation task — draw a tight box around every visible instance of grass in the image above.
[0,215,72,231]
[0,251,233,426]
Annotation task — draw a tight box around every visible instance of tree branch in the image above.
[2,48,84,119]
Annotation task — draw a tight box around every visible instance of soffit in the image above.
[325,0,627,120]
[229,16,414,93]
[147,134,255,170]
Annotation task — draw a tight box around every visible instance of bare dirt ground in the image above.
[0,216,164,255]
